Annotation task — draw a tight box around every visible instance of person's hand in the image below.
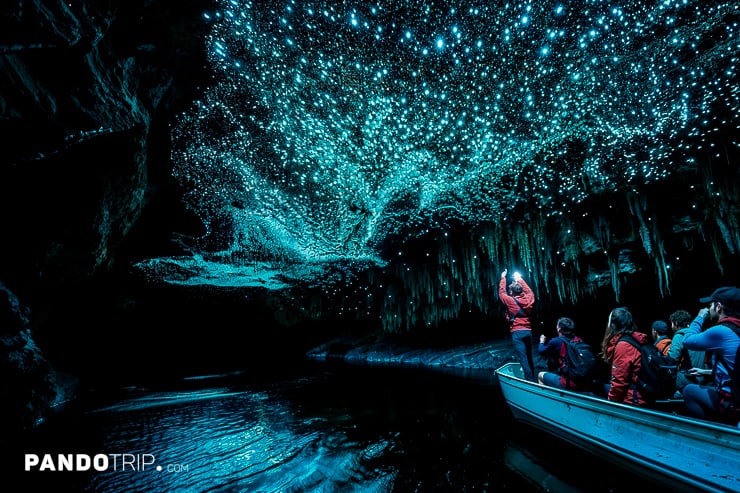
[688,368,712,376]
[512,271,522,282]
[698,307,710,319]
[540,335,546,344]
[501,269,507,278]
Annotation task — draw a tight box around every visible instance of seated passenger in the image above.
[599,307,649,407]
[667,309,711,396]
[651,320,672,356]
[537,317,593,391]
[682,287,740,425]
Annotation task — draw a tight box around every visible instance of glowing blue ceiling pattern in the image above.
[162,0,739,286]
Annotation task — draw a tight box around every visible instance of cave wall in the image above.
[0,0,215,436]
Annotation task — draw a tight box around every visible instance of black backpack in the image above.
[730,342,740,406]
[509,298,530,322]
[559,336,596,382]
[718,321,740,406]
[621,335,678,401]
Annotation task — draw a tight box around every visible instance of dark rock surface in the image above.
[0,0,215,439]
[307,333,516,372]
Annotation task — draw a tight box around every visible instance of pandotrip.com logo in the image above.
[24,453,189,473]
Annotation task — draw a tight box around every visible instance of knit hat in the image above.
[651,320,669,335]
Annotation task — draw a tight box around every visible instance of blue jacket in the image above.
[683,315,740,396]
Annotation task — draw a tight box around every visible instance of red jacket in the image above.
[498,277,535,333]
[606,331,649,406]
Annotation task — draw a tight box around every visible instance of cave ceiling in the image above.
[132,0,740,329]
[6,0,735,331]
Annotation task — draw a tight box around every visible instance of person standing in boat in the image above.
[499,269,536,382]
[537,317,592,390]
[681,287,740,425]
[599,307,649,406]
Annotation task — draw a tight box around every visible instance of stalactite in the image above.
[709,235,726,277]
[699,151,740,273]
[373,166,739,331]
[625,191,673,297]
[536,214,552,293]
[610,258,621,302]
[627,193,653,256]
[715,216,737,255]
[649,219,671,297]
[593,215,611,248]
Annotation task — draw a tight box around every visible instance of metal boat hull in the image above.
[495,362,740,493]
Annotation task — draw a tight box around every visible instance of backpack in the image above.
[655,337,672,356]
[621,335,678,401]
[559,336,596,381]
[509,298,529,322]
[727,342,740,407]
[718,321,740,407]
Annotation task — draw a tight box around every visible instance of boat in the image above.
[495,362,740,493]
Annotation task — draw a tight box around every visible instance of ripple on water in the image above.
[85,380,397,492]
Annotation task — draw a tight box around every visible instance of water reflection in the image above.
[86,374,400,492]
[17,362,676,492]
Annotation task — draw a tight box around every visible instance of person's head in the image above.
[556,317,575,337]
[509,282,523,296]
[699,286,740,319]
[669,309,692,330]
[607,307,635,335]
[600,307,636,362]
[651,320,669,338]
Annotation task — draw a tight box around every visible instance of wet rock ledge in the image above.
[306,333,516,372]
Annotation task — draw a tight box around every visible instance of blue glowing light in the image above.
[171,0,740,279]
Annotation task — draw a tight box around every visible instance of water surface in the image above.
[17,361,675,492]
